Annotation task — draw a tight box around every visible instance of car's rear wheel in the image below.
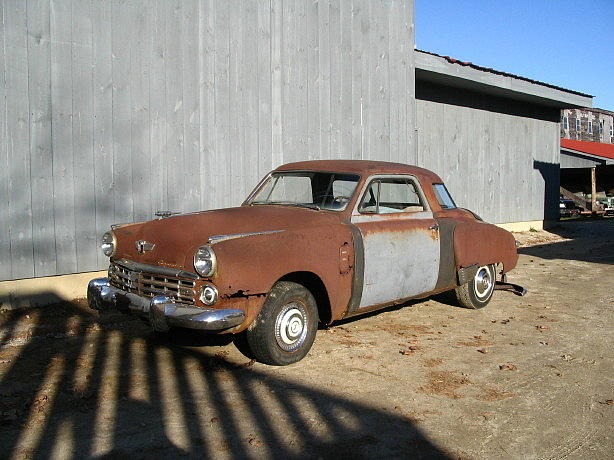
[244,281,318,365]
[455,264,496,309]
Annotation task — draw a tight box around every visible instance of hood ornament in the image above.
[135,240,155,254]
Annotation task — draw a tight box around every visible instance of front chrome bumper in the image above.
[87,278,245,332]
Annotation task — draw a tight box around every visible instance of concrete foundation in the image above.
[0,271,106,310]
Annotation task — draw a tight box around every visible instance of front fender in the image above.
[210,224,355,322]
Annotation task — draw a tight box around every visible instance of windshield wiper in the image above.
[249,201,321,211]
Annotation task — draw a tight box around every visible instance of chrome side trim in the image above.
[113,259,198,280]
[208,230,285,244]
[154,210,180,218]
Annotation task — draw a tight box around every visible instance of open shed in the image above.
[560,139,614,210]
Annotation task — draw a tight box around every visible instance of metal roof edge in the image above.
[416,50,593,109]
[561,147,613,163]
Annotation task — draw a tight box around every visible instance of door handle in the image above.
[429,224,439,231]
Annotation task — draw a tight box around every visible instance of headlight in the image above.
[101,231,116,257]
[194,245,217,277]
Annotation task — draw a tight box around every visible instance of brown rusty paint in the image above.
[112,205,342,268]
[355,219,438,241]
[211,223,354,322]
[215,295,267,334]
[433,208,475,220]
[453,221,518,274]
[111,204,355,320]
[105,160,519,330]
[275,160,443,183]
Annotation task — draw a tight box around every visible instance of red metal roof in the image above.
[417,50,593,98]
[561,139,614,160]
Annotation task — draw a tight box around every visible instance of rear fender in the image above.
[453,221,518,276]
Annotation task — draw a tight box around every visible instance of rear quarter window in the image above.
[433,183,456,209]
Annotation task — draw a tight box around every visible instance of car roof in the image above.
[274,160,443,183]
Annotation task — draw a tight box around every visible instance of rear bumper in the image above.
[87,278,245,332]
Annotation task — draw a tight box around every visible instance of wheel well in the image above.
[278,271,332,324]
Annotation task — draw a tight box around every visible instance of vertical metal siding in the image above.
[416,99,560,224]
[0,1,10,281]
[6,1,34,279]
[1,0,415,281]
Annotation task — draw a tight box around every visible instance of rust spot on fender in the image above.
[224,289,267,299]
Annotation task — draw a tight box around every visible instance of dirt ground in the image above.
[1,219,612,459]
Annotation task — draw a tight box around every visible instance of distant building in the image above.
[561,107,614,143]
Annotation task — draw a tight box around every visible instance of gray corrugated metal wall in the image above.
[1,0,415,281]
[416,99,560,224]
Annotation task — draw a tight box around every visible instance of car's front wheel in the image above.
[244,281,318,365]
[455,264,496,309]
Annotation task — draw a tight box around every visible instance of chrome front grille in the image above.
[109,261,196,304]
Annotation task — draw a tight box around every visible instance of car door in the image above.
[349,175,440,309]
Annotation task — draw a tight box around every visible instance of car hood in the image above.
[111,205,341,271]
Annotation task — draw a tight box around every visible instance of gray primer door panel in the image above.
[351,211,440,308]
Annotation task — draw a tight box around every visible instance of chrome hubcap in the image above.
[275,303,308,352]
[474,266,493,299]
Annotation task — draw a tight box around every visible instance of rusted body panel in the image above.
[111,205,354,321]
[433,208,476,220]
[112,206,342,269]
[210,224,354,322]
[96,159,520,334]
[453,221,518,273]
[275,160,443,183]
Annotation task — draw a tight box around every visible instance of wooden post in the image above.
[591,167,597,212]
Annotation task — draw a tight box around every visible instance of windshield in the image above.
[247,171,360,211]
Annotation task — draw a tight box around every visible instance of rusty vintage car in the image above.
[88,160,523,365]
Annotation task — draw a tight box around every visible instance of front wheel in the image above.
[455,264,496,309]
[244,281,318,365]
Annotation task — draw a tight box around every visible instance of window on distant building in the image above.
[576,118,581,131]
[600,120,604,135]
[611,123,613,137]
[563,116,569,129]
[588,121,593,134]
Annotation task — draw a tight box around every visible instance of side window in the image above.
[358,182,379,213]
[433,183,457,209]
[359,178,425,214]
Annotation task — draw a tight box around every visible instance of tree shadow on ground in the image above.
[0,295,451,459]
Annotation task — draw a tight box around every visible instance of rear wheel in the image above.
[455,264,496,309]
[244,281,318,365]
